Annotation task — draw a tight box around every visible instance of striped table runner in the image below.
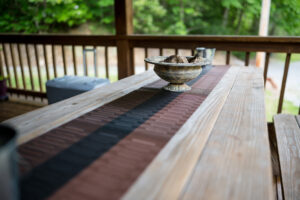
[18,65,229,200]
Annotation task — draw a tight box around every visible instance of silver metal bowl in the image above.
[145,56,207,92]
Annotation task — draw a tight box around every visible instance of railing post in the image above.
[114,0,134,79]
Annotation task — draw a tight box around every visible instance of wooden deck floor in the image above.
[0,97,46,122]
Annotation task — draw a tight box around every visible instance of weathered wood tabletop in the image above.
[3,65,274,200]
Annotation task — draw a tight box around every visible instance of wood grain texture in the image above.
[274,114,300,200]
[180,66,273,200]
[122,66,241,200]
[2,70,159,145]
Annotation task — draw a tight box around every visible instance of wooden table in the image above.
[3,65,274,200]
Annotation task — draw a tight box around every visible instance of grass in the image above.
[265,90,299,122]
[275,53,300,62]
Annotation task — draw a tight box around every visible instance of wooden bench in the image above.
[274,114,300,200]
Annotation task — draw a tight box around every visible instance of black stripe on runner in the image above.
[20,65,213,200]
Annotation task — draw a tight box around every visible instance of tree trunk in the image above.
[179,0,185,23]
[235,9,245,34]
[269,23,276,35]
[222,7,230,28]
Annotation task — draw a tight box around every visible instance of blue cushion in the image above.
[46,76,110,104]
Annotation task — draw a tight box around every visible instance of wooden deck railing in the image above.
[0,34,300,114]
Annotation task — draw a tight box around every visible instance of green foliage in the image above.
[133,0,166,34]
[265,90,299,122]
[0,0,112,33]
[0,0,299,35]
[269,0,300,35]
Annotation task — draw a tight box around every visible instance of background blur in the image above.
[0,0,299,35]
[0,0,299,120]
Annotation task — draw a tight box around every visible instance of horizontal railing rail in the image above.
[0,34,299,115]
[127,35,300,53]
[0,34,117,46]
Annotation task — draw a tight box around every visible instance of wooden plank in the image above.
[245,51,250,66]
[25,44,35,90]
[72,45,77,75]
[114,0,133,79]
[127,35,300,53]
[144,48,148,70]
[130,47,135,75]
[52,45,58,77]
[264,52,270,86]
[34,44,43,92]
[277,53,291,113]
[104,46,109,78]
[180,67,273,200]
[114,0,133,35]
[123,66,241,200]
[276,176,283,200]
[7,88,46,98]
[274,114,300,200]
[93,45,98,77]
[226,50,230,64]
[62,45,67,75]
[0,34,117,46]
[112,0,134,80]
[2,70,159,145]
[297,115,300,126]
[83,45,88,76]
[9,43,19,88]
[16,44,27,91]
[2,43,12,86]
[159,48,163,56]
[1,34,300,53]
[116,40,133,79]
[0,48,4,77]
[43,45,50,80]
[175,48,178,55]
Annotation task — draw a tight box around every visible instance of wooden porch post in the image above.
[114,0,134,79]
[256,0,271,67]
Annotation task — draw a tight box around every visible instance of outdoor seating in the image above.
[46,76,110,104]
[274,114,300,199]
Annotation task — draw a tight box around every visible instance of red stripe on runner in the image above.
[18,90,159,175]
[48,66,229,200]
